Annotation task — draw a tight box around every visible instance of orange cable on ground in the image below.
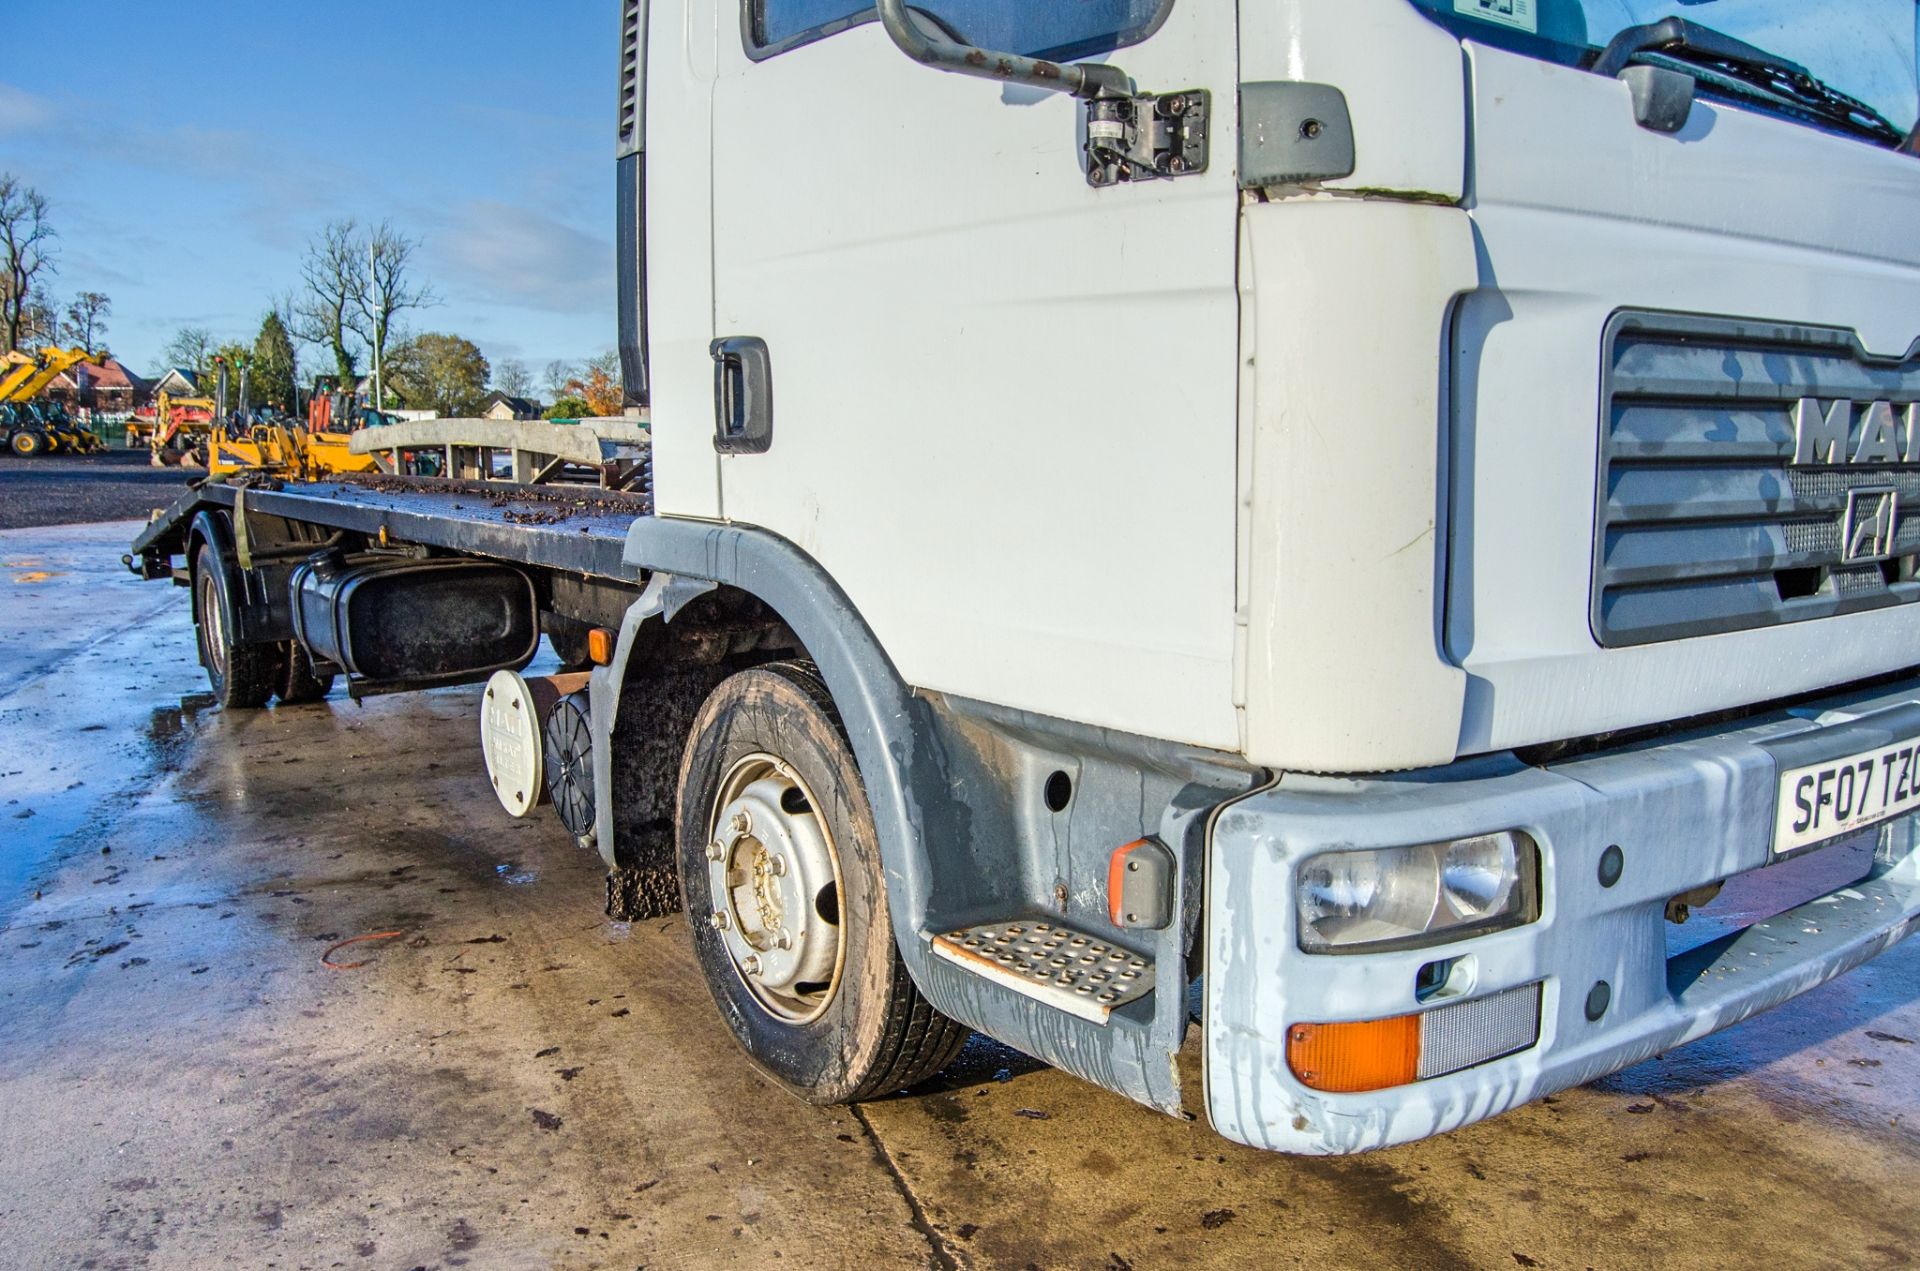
[320,930,404,970]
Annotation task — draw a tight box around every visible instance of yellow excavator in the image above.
[204,357,381,480]
[144,391,218,465]
[1,347,105,455]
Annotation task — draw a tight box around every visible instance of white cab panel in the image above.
[1239,198,1478,772]
[646,0,722,520]
[706,7,1241,749]
[1452,43,1920,756]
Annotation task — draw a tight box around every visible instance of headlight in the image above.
[1297,832,1537,953]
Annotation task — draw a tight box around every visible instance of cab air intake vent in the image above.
[617,0,644,157]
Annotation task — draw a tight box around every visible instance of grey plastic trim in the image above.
[616,153,650,409]
[1618,64,1694,134]
[1238,82,1356,188]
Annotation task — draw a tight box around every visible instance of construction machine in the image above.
[146,391,217,466]
[204,360,381,480]
[0,347,105,455]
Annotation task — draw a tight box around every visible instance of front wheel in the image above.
[10,430,42,457]
[676,661,967,1103]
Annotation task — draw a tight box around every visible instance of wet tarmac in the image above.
[2,521,1917,1269]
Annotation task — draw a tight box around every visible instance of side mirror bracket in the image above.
[875,0,1128,100]
[874,0,1209,187]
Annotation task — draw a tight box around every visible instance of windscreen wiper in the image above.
[1591,16,1906,148]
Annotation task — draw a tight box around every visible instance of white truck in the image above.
[131,0,1920,1154]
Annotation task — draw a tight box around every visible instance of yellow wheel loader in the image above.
[0,347,105,455]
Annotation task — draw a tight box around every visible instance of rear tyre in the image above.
[194,544,275,710]
[676,660,968,1104]
[10,431,42,457]
[276,642,336,705]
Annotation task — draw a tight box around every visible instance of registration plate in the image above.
[1774,736,1920,855]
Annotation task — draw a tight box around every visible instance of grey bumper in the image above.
[1204,676,1920,1154]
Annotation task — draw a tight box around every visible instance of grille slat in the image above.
[1595,314,1920,646]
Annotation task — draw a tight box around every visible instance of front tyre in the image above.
[676,660,967,1103]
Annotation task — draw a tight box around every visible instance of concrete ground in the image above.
[2,520,1919,1271]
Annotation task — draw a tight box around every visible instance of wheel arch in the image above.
[596,520,956,1007]
[185,508,239,630]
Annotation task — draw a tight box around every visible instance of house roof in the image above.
[485,392,540,415]
[53,356,142,391]
[151,367,199,392]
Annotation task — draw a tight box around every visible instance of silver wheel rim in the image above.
[705,752,845,1024]
[199,573,228,681]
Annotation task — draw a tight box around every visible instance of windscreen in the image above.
[754,0,1173,61]
[1410,1,1920,132]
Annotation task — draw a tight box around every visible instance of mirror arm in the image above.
[875,0,1130,100]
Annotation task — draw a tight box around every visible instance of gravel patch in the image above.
[0,449,196,530]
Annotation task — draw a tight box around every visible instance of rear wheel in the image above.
[194,544,275,709]
[276,642,335,705]
[676,661,967,1103]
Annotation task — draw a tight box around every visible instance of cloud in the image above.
[0,83,54,135]
[435,200,612,314]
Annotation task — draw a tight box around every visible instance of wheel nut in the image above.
[704,841,724,862]
[768,855,787,877]
[709,911,730,931]
[730,811,751,835]
[775,931,794,951]
[741,953,762,976]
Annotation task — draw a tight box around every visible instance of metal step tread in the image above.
[931,918,1153,1025]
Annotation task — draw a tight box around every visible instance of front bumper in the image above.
[1204,676,1920,1154]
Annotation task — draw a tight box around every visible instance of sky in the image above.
[0,0,614,382]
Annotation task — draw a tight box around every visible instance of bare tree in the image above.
[161,327,216,384]
[62,291,110,354]
[20,286,60,348]
[0,173,56,353]
[491,357,533,399]
[542,358,579,401]
[353,220,435,406]
[289,219,364,387]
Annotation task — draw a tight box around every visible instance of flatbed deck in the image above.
[131,474,652,580]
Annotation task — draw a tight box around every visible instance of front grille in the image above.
[1594,312,1920,646]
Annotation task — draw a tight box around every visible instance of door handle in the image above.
[711,336,773,454]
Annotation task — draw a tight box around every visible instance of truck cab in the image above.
[615,0,1920,1153]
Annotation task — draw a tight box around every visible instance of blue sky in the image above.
[0,1,613,382]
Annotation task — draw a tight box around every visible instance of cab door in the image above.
[708,1,1243,749]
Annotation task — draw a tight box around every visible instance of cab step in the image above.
[931,918,1154,1025]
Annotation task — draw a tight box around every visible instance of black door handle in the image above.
[711,336,773,454]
